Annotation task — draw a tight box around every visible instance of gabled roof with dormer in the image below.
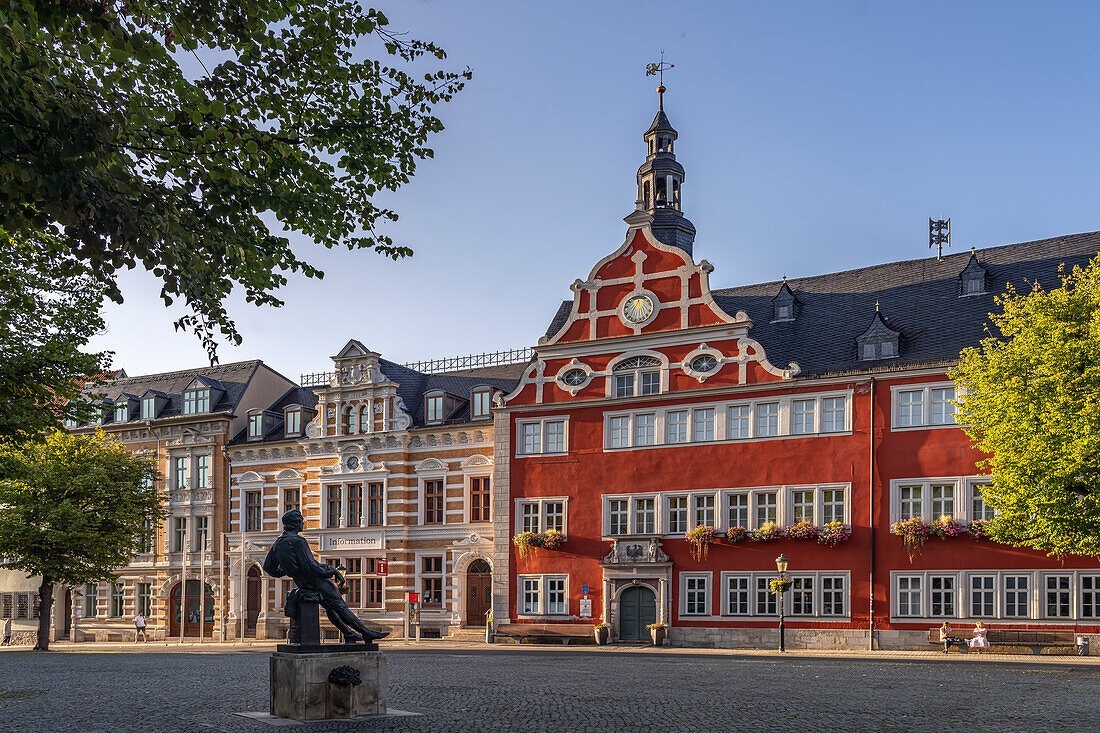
[543,230,1100,378]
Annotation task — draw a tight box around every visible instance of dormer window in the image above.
[63,417,78,428]
[115,403,128,422]
[612,356,662,397]
[248,411,264,440]
[285,407,302,437]
[857,307,901,362]
[426,394,444,424]
[472,388,491,420]
[142,396,156,419]
[771,281,798,322]
[959,252,988,297]
[183,388,210,415]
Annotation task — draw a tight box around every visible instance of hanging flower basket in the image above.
[818,522,852,547]
[768,578,792,595]
[512,531,540,560]
[540,528,566,550]
[512,530,566,559]
[785,521,819,541]
[685,526,718,561]
[725,526,748,545]
[750,521,784,543]
[968,519,992,540]
[890,517,932,561]
[930,515,964,539]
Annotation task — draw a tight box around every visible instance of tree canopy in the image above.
[950,255,1100,557]
[1,1,470,361]
[0,232,112,442]
[0,429,162,649]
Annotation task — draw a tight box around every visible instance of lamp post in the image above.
[775,553,789,653]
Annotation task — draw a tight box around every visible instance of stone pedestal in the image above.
[270,651,387,721]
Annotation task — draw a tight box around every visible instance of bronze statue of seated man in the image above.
[263,509,389,644]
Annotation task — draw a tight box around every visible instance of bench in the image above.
[928,627,1078,655]
[493,623,594,645]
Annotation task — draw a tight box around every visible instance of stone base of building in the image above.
[670,627,869,650]
[270,650,387,721]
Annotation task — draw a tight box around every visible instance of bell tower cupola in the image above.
[628,60,696,255]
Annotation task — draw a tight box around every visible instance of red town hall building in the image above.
[489,94,1100,649]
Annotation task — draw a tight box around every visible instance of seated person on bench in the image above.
[939,622,966,653]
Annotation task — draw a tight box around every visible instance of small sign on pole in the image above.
[377,559,388,576]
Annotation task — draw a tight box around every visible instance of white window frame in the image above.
[680,572,712,617]
[603,390,853,452]
[606,353,667,398]
[471,387,492,420]
[183,388,210,415]
[514,497,569,536]
[516,574,570,617]
[890,476,992,523]
[891,382,960,430]
[425,392,444,425]
[516,416,569,457]
[889,569,1100,621]
[717,571,850,619]
[602,493,661,536]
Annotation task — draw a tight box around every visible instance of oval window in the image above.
[689,354,718,373]
[561,368,587,386]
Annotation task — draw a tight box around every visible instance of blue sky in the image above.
[90,0,1100,381]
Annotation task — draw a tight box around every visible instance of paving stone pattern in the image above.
[0,648,1097,732]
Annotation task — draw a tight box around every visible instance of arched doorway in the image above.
[62,588,72,637]
[465,559,491,627]
[169,580,214,637]
[245,566,261,636]
[618,586,657,641]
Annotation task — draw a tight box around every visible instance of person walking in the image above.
[134,613,148,643]
[2,618,11,645]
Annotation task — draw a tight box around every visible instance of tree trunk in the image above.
[33,577,53,651]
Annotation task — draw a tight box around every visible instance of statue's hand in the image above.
[333,570,346,586]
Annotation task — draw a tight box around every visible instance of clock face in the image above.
[622,295,655,324]
[346,456,359,470]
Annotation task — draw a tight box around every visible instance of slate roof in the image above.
[646,108,676,135]
[75,360,264,426]
[543,231,1100,378]
[230,358,525,445]
[227,386,319,445]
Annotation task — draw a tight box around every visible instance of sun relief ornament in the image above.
[620,292,658,327]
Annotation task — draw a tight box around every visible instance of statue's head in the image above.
[281,509,304,532]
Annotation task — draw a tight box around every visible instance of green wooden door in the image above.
[619,586,656,641]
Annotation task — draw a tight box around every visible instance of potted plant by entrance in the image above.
[594,623,610,646]
[647,622,667,647]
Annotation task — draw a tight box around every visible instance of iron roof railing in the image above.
[299,347,533,386]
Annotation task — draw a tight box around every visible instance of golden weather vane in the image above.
[646,50,674,106]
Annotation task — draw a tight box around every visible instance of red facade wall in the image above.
[507,370,1100,635]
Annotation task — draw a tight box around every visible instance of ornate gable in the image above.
[541,226,745,346]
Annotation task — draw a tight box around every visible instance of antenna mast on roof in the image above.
[929,217,951,260]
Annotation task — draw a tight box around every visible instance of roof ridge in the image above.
[109,359,263,384]
[711,230,1100,295]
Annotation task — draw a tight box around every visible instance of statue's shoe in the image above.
[364,627,391,640]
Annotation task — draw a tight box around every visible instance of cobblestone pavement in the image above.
[1,647,1097,732]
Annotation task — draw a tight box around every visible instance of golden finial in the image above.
[646,51,674,108]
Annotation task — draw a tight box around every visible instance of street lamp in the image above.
[775,553,790,653]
